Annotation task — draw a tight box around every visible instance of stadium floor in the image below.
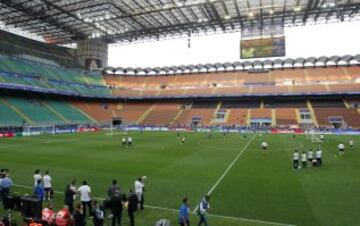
[0,131,359,226]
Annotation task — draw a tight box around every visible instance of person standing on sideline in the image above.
[316,148,322,166]
[0,173,13,207]
[43,170,52,201]
[33,169,42,186]
[108,180,120,199]
[92,201,105,226]
[198,195,211,226]
[78,180,92,218]
[178,197,190,226]
[338,143,345,155]
[293,150,299,169]
[74,203,86,226]
[64,180,77,213]
[127,189,138,226]
[134,177,144,210]
[33,179,45,201]
[110,190,123,226]
[301,151,307,169]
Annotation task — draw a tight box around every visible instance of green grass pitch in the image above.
[0,131,359,226]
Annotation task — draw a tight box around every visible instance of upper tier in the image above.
[0,56,110,97]
[103,66,360,98]
[0,30,80,68]
[0,55,359,99]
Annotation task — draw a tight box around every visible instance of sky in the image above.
[108,21,360,68]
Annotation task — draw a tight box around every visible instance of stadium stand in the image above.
[250,109,272,120]
[0,91,92,125]
[173,102,217,127]
[116,103,153,124]
[140,103,181,126]
[225,109,248,126]
[0,56,110,97]
[313,108,360,128]
[43,97,92,123]
[0,31,359,129]
[103,66,360,98]
[71,102,114,122]
[1,94,62,124]
[275,108,298,126]
[0,97,24,126]
[0,30,80,68]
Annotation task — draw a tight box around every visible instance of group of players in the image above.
[121,137,133,148]
[259,134,356,169]
[293,148,323,169]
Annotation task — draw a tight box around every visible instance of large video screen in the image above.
[240,37,285,59]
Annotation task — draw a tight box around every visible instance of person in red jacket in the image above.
[55,205,74,226]
[42,204,55,225]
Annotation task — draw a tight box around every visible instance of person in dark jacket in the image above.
[127,189,138,226]
[64,180,77,213]
[74,203,86,226]
[92,201,104,226]
[108,180,120,199]
[110,190,123,226]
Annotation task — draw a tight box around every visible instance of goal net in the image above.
[105,118,130,136]
[23,125,55,135]
[306,128,324,143]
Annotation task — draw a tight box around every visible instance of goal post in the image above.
[23,125,56,136]
[305,127,324,143]
[105,118,129,136]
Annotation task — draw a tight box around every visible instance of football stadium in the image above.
[0,0,359,226]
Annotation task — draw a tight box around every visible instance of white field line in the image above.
[13,183,295,226]
[193,134,256,214]
[206,134,257,194]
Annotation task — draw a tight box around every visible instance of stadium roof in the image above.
[103,54,360,75]
[0,0,359,44]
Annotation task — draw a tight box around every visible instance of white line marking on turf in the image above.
[13,183,295,226]
[144,204,295,226]
[207,134,257,193]
[193,134,256,214]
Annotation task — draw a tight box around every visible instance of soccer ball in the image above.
[142,176,147,180]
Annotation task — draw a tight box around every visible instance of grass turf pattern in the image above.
[0,131,359,226]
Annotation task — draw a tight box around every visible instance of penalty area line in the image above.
[13,184,295,226]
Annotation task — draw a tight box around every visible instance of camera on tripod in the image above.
[2,194,42,225]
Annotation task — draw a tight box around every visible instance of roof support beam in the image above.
[232,0,243,27]
[0,0,86,40]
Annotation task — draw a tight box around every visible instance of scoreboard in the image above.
[241,36,286,59]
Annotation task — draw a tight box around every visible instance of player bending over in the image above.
[181,137,186,144]
[261,141,268,151]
